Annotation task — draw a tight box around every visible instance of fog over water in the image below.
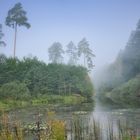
[0,1,140,140]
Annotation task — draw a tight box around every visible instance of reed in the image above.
[0,113,23,140]
[0,112,139,140]
[69,115,139,140]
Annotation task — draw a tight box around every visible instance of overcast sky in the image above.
[0,0,140,71]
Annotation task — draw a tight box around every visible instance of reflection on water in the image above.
[93,105,140,130]
[91,106,140,139]
[7,102,140,139]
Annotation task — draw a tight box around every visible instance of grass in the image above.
[0,112,139,140]
[69,115,140,140]
[0,112,66,140]
[31,95,86,106]
[0,94,87,111]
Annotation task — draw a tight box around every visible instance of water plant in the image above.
[0,112,139,140]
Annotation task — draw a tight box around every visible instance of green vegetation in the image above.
[5,2,31,58]
[66,41,78,65]
[31,95,85,106]
[0,113,139,140]
[0,81,30,100]
[0,95,86,111]
[101,75,140,107]
[1,2,95,70]
[70,116,140,140]
[97,19,140,107]
[78,38,95,69]
[0,113,66,140]
[48,42,64,64]
[0,55,94,110]
[0,2,95,111]
[47,38,95,70]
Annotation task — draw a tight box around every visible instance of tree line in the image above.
[0,2,95,70]
[97,19,140,107]
[0,55,94,100]
[0,2,94,101]
[48,38,95,70]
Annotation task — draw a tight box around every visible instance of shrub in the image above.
[0,81,30,100]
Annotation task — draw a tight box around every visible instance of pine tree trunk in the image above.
[84,53,86,67]
[14,23,17,58]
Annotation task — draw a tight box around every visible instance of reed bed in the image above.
[0,112,139,140]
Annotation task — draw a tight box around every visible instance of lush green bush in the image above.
[103,75,140,107]
[31,95,86,106]
[0,55,94,100]
[0,81,30,100]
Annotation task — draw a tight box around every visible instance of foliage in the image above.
[5,2,30,57]
[0,113,66,140]
[0,81,30,100]
[0,95,86,111]
[48,42,64,64]
[5,3,30,28]
[0,112,139,140]
[97,19,140,107]
[107,75,140,107]
[48,39,95,70]
[48,120,65,140]
[31,95,86,106]
[78,38,95,70]
[0,113,23,140]
[0,55,94,102]
[66,41,78,65]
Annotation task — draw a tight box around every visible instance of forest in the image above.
[0,1,140,140]
[0,55,94,109]
[0,3,95,110]
[97,19,140,107]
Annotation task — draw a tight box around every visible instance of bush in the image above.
[109,75,140,107]
[0,81,30,100]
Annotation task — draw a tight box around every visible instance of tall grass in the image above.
[0,113,23,140]
[68,115,140,140]
[0,112,139,140]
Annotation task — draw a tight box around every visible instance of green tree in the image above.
[0,81,30,100]
[5,2,31,58]
[97,19,140,107]
[0,24,6,47]
[66,41,78,65]
[48,42,64,64]
[78,38,95,69]
[0,55,94,100]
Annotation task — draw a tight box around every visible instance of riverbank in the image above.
[97,75,140,108]
[0,94,90,112]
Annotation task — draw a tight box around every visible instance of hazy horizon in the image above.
[0,0,140,71]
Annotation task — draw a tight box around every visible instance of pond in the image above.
[7,102,140,140]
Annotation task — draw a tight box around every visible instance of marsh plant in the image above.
[0,113,23,140]
[0,112,139,140]
[68,115,140,140]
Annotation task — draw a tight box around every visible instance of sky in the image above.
[0,0,140,72]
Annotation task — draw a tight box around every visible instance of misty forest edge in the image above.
[0,2,140,111]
